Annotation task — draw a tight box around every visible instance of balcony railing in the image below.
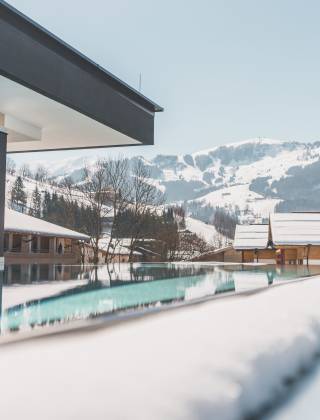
[31,249,50,254]
[10,247,22,253]
[5,247,75,256]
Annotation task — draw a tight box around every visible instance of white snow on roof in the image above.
[5,209,90,241]
[271,213,320,245]
[213,245,234,254]
[234,224,269,249]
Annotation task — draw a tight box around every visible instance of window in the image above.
[40,237,50,253]
[12,234,22,253]
[4,233,9,252]
[31,236,38,253]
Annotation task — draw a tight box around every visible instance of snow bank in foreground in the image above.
[1,277,320,419]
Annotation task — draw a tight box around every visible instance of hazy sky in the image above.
[7,0,320,167]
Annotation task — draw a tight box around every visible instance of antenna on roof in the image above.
[139,73,142,92]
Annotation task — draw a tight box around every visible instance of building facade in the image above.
[233,213,320,265]
[270,213,320,265]
[4,209,89,265]
[233,224,276,263]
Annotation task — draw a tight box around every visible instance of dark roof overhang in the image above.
[0,1,163,153]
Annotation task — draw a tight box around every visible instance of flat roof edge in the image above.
[0,1,163,114]
[5,228,90,241]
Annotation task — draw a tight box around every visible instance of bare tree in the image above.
[19,163,32,179]
[6,157,16,175]
[77,158,130,264]
[59,176,75,201]
[126,159,164,261]
[176,232,210,261]
[54,158,165,264]
[156,220,179,261]
[58,176,80,229]
[34,165,49,183]
[102,158,131,263]
[77,161,111,264]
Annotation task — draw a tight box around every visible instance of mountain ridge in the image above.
[20,137,320,223]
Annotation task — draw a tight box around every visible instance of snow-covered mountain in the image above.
[17,137,320,223]
[142,137,320,222]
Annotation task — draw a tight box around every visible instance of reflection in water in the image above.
[3,263,215,285]
[1,263,320,335]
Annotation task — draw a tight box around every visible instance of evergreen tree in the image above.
[11,176,27,213]
[29,185,42,218]
[42,191,51,220]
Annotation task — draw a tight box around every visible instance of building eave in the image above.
[0,1,163,152]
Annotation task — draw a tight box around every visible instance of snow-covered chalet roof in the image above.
[233,224,269,250]
[5,209,90,241]
[270,213,320,245]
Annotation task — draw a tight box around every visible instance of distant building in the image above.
[233,224,276,263]
[4,209,89,265]
[270,213,320,265]
[233,213,320,265]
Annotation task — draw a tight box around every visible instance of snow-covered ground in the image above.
[5,173,72,208]
[1,276,320,419]
[196,184,281,220]
[185,216,229,245]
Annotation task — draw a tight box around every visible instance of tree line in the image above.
[9,158,216,263]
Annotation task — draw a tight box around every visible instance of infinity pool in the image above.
[1,263,320,334]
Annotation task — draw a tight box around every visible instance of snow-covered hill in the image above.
[185,217,230,247]
[142,137,320,222]
[12,137,320,223]
[5,173,67,208]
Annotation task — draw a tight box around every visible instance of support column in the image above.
[37,235,41,253]
[8,233,13,252]
[0,130,8,326]
[50,237,57,256]
[26,234,32,254]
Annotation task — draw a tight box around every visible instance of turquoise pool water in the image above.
[1,263,320,334]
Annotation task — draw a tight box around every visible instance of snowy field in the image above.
[185,216,227,245]
[196,183,281,219]
[1,276,320,419]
